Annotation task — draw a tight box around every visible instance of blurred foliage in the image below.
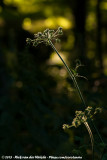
[0,0,107,159]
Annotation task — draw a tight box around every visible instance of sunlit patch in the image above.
[23,16,72,34]
[4,0,24,5]
[85,12,97,31]
[45,17,72,29]
[22,18,32,30]
[47,51,68,65]
[22,19,46,33]
[4,0,40,13]
[45,18,56,28]
[57,17,72,29]
[19,3,40,13]
[100,2,107,10]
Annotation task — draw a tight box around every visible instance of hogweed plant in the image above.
[26,27,104,159]
[63,106,102,159]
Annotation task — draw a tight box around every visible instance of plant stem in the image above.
[49,40,86,108]
[49,39,105,159]
[84,122,94,160]
[49,40,103,140]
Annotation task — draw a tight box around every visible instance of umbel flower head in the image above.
[26,27,63,47]
[62,106,102,129]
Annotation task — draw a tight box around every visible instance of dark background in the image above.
[0,0,107,159]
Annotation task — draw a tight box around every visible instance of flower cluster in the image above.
[62,124,71,130]
[63,106,102,129]
[72,111,87,128]
[26,27,63,47]
[85,106,102,119]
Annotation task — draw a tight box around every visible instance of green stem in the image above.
[49,40,86,108]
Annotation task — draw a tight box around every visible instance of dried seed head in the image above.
[62,124,69,130]
[26,38,32,44]
[49,30,54,33]
[58,27,63,35]
[34,34,38,38]
[94,107,102,114]
[38,32,42,37]
[33,41,38,47]
[58,27,63,31]
[26,27,63,47]
[44,29,49,33]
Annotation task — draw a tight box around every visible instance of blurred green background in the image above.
[0,0,107,159]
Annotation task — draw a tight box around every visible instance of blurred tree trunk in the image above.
[73,0,86,61]
[0,0,4,7]
[96,0,103,75]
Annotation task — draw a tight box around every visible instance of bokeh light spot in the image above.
[47,52,67,65]
[22,18,32,30]
[85,12,97,31]
[45,17,72,29]
[100,2,107,10]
